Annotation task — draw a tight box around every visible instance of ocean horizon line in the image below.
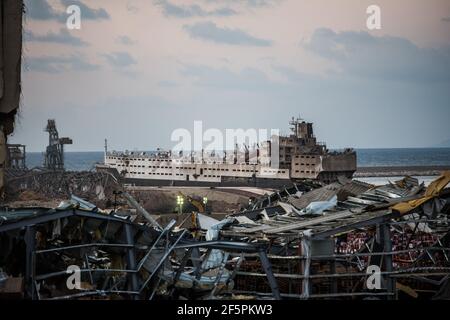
[23,146,450,153]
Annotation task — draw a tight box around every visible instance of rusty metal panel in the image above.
[0,0,23,115]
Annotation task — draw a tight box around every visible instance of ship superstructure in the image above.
[100,117,356,186]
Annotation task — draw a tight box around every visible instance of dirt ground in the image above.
[2,171,265,216]
[125,187,260,214]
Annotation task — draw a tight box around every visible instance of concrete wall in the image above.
[0,0,23,196]
[320,152,357,172]
[0,0,23,128]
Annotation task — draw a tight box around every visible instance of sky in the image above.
[9,0,450,151]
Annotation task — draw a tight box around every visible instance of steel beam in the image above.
[24,226,36,299]
[381,223,395,300]
[0,208,132,233]
[258,249,281,300]
[124,224,139,299]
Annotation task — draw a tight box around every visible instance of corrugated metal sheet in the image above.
[288,182,342,209]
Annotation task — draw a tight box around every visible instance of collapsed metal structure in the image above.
[220,173,450,299]
[0,200,279,300]
[5,144,26,169]
[1,172,449,300]
[4,169,117,204]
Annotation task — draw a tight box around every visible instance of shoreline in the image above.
[8,165,450,179]
[355,165,449,177]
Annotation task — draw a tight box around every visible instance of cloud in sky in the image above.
[101,52,137,68]
[60,0,110,20]
[24,0,110,21]
[303,28,450,83]
[181,64,276,91]
[205,0,281,8]
[24,0,62,20]
[116,35,135,45]
[174,61,450,148]
[184,21,272,46]
[158,80,178,87]
[126,2,139,14]
[25,28,89,47]
[273,65,321,83]
[15,0,450,150]
[155,0,237,18]
[154,0,283,19]
[25,55,99,73]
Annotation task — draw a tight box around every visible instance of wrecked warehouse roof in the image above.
[1,172,450,300]
[0,195,281,300]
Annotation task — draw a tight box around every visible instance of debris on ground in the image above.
[1,172,449,300]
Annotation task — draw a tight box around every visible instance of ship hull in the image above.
[97,166,292,187]
[97,165,354,187]
[122,176,293,188]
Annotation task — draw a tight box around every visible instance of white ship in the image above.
[98,117,356,187]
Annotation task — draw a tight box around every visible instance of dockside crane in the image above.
[43,119,73,170]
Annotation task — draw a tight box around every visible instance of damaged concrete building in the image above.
[0,0,23,198]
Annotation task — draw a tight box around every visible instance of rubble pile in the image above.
[1,172,449,300]
[3,169,120,208]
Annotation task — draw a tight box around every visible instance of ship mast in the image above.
[289,115,303,138]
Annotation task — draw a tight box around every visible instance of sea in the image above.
[24,148,450,171]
